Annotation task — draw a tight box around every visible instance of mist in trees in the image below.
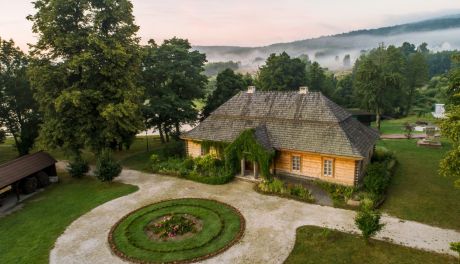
[0,38,41,156]
[141,38,207,143]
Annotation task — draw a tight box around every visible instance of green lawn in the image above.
[285,226,457,264]
[379,139,460,230]
[0,172,138,264]
[372,115,439,135]
[0,135,162,165]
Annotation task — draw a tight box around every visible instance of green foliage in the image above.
[141,38,207,143]
[363,162,391,198]
[147,214,197,239]
[440,53,460,188]
[201,69,248,118]
[203,61,240,77]
[150,153,234,185]
[67,156,89,178]
[449,242,460,258]
[156,140,185,158]
[224,128,275,179]
[200,140,228,156]
[257,52,307,91]
[353,44,405,129]
[95,149,122,182]
[355,198,384,242]
[371,146,395,163]
[316,181,355,205]
[257,178,315,202]
[28,0,143,156]
[0,38,41,156]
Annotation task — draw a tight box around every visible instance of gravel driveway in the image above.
[50,168,460,264]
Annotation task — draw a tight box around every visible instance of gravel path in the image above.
[50,168,460,264]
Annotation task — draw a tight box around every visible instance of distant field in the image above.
[285,226,457,264]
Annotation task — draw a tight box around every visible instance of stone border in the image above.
[108,198,246,264]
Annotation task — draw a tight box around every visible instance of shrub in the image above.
[290,184,314,201]
[157,140,185,158]
[372,146,395,163]
[363,162,391,197]
[449,242,460,259]
[67,156,89,178]
[355,198,384,243]
[95,149,122,182]
[316,181,355,204]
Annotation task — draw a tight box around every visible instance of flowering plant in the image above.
[147,214,197,239]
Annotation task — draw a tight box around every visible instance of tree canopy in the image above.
[440,53,460,188]
[141,38,207,143]
[0,38,40,156]
[201,68,249,119]
[27,0,143,157]
[257,52,307,91]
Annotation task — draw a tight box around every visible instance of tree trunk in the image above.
[376,109,381,131]
[175,121,180,135]
[158,124,165,144]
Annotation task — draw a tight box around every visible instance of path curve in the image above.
[50,169,460,264]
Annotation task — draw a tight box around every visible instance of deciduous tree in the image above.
[0,38,40,156]
[257,52,307,91]
[28,0,143,161]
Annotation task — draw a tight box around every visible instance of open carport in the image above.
[0,151,57,203]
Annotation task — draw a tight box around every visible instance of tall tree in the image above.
[354,44,405,130]
[202,69,248,118]
[141,38,207,142]
[0,38,41,156]
[333,74,355,108]
[404,51,429,115]
[27,0,143,159]
[440,53,460,188]
[257,52,307,91]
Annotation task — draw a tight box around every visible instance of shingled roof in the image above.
[183,90,379,158]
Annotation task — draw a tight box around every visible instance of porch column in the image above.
[241,158,245,176]
[253,161,259,179]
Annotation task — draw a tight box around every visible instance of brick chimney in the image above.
[247,86,256,94]
[299,86,309,94]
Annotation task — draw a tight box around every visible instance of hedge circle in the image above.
[108,198,245,264]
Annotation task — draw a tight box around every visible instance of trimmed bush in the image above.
[372,146,395,163]
[315,181,355,205]
[95,149,122,182]
[363,162,391,197]
[157,140,185,158]
[67,156,89,178]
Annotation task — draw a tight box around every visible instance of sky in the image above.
[1,0,460,50]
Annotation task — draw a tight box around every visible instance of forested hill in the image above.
[194,15,460,71]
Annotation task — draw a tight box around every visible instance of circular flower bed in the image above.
[108,198,245,263]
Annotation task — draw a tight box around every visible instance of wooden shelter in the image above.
[0,151,57,191]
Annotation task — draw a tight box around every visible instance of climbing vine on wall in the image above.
[201,140,229,157]
[224,129,275,179]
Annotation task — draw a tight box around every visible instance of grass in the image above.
[110,198,244,263]
[285,226,457,264]
[372,115,439,135]
[0,135,162,165]
[379,139,460,230]
[0,172,138,264]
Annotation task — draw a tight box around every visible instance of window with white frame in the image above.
[292,156,301,171]
[323,159,333,177]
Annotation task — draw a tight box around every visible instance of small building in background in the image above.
[432,104,445,119]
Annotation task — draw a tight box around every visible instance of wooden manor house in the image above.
[182,86,379,186]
